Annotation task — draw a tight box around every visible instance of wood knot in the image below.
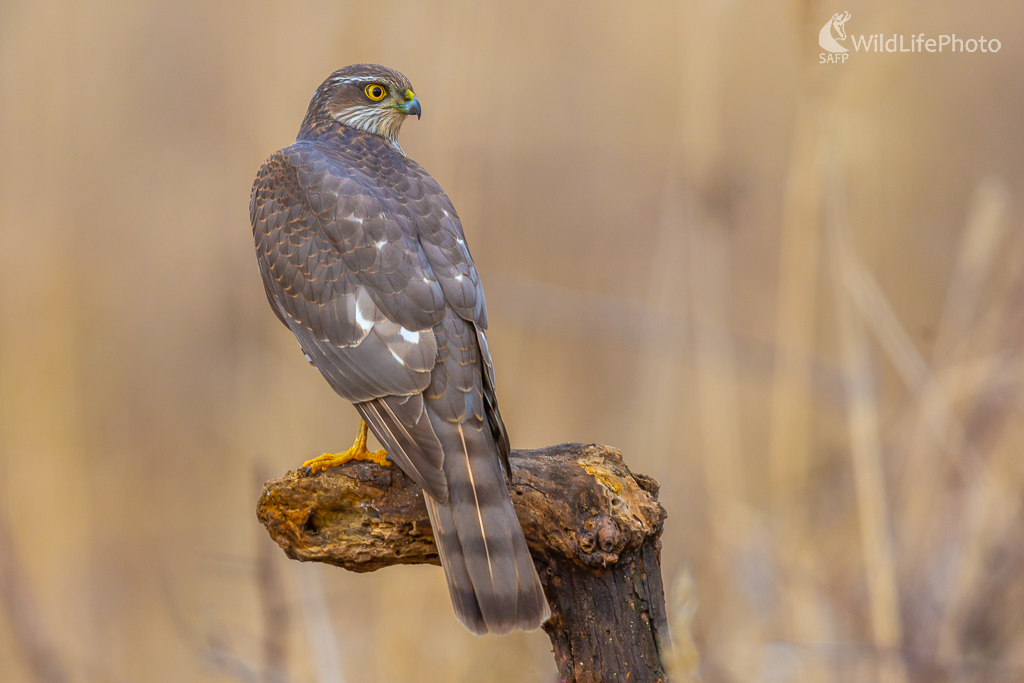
[578,515,622,565]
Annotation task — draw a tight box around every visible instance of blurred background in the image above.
[1,0,1023,681]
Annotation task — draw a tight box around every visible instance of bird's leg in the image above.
[302,420,390,474]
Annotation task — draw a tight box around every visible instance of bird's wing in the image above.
[474,324,511,476]
[251,140,452,499]
[410,168,488,330]
[397,162,510,475]
[404,157,511,473]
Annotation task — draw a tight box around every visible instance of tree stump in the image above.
[257,443,670,683]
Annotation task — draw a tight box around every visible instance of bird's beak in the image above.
[402,94,421,119]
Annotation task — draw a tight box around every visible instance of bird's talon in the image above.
[300,421,390,474]
[366,449,392,468]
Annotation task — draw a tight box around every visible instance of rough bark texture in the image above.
[257,443,669,683]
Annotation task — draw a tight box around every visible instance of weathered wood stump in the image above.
[257,443,669,683]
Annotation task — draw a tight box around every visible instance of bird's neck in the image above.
[297,116,405,156]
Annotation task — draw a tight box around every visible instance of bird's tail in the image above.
[422,417,549,635]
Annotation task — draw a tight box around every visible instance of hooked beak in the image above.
[401,93,421,119]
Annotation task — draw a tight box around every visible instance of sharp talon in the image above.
[299,419,391,473]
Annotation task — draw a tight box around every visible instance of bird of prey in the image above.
[250,64,550,635]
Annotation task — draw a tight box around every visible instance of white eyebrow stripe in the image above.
[331,75,387,84]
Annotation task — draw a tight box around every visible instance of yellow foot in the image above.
[302,420,390,474]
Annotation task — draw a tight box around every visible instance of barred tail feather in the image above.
[425,415,549,635]
[423,495,487,634]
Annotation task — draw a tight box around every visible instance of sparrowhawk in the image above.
[250,64,550,635]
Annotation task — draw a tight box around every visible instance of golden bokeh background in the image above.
[2,1,1023,681]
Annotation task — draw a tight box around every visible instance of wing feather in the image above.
[356,395,447,500]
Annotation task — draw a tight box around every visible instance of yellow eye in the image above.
[364,84,387,101]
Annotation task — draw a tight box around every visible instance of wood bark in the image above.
[257,443,670,683]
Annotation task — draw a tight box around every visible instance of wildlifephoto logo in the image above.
[819,11,1002,64]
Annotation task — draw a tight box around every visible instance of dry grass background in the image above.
[1,0,1023,681]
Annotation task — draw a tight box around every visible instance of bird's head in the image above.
[300,64,421,151]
